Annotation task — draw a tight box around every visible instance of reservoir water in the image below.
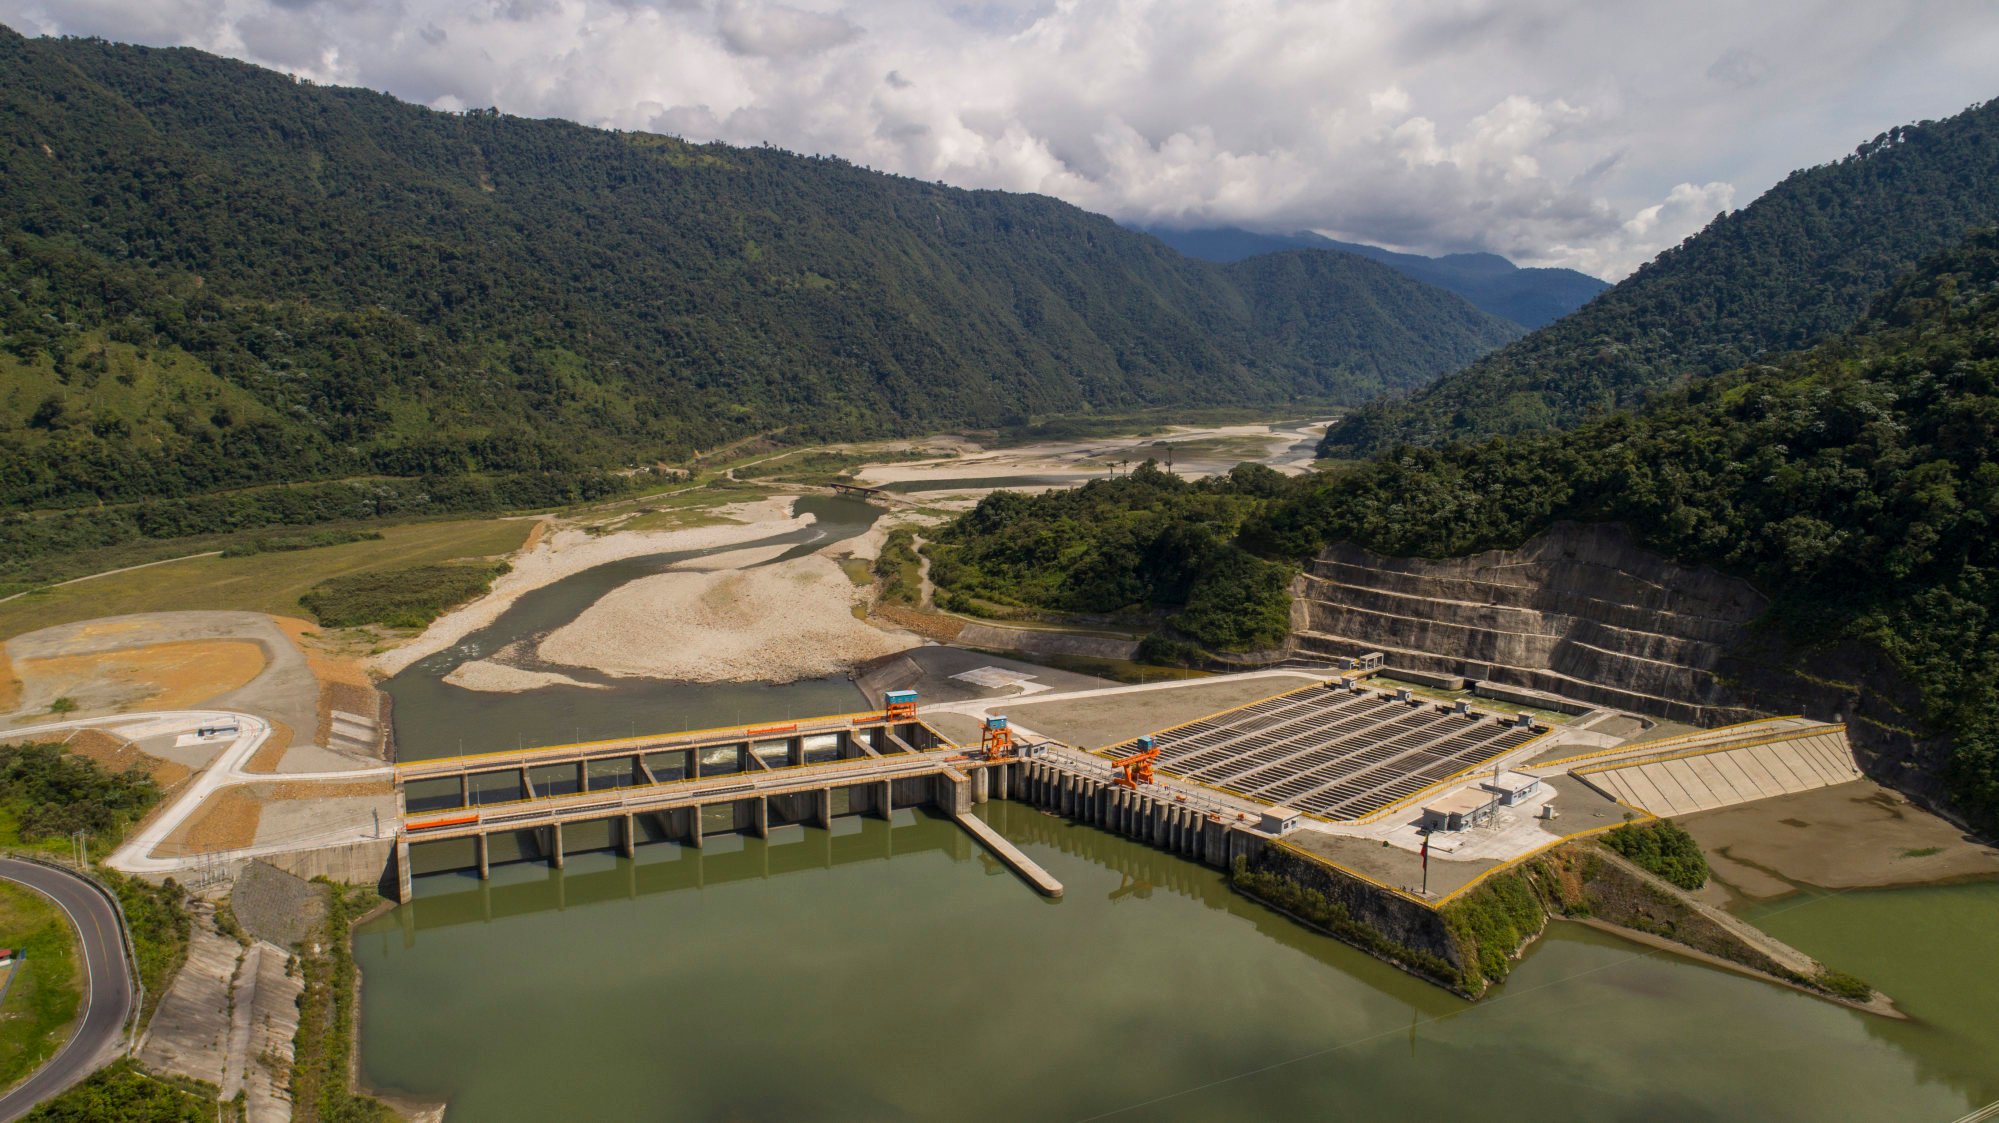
[355,801,1999,1121]
[367,485,1998,1120]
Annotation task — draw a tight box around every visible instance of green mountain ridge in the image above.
[1320,95,1999,457]
[934,228,1999,834]
[1143,226,1610,329]
[0,27,1519,512]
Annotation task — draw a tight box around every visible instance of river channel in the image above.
[383,495,883,761]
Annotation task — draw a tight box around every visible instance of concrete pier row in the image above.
[391,737,1284,903]
[1010,757,1271,874]
[393,745,1063,902]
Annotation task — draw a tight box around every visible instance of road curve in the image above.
[0,860,135,1122]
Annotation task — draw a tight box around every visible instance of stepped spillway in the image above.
[1293,524,1768,724]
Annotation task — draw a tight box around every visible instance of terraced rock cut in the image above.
[1099,684,1544,821]
[1294,524,1768,724]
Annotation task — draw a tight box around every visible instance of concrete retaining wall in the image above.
[1239,842,1471,993]
[954,623,1140,661]
[1295,523,1769,724]
[1010,759,1263,871]
[261,838,396,896]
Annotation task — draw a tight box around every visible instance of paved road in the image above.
[2,710,391,875]
[0,860,135,1122]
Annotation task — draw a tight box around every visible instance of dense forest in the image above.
[1147,226,1609,329]
[934,230,1999,834]
[0,26,1517,515]
[928,463,1296,653]
[1320,97,1999,457]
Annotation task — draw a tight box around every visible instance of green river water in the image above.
[355,802,1999,1121]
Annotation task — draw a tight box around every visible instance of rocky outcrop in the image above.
[1293,523,1769,724]
[1292,521,1958,820]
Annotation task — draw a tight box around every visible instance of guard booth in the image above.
[885,690,919,721]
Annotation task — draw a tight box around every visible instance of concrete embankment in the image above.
[1234,842,1478,995]
[1541,847,1897,1015]
[1199,831,1889,1009]
[1291,522,1768,725]
[953,623,1139,661]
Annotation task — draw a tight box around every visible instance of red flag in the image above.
[1420,833,1429,871]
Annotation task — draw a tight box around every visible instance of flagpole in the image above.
[1420,829,1431,896]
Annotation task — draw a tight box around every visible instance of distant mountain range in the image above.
[1142,227,1609,329]
[0,26,1519,512]
[1320,96,1999,458]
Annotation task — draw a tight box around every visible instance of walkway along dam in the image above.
[390,695,1295,904]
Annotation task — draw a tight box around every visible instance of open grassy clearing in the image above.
[582,483,780,534]
[0,879,82,1095]
[0,518,532,642]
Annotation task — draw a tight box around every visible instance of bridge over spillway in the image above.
[390,699,1079,900]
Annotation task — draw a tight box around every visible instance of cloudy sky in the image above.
[5,1,1995,278]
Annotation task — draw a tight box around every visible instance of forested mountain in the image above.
[0,28,1518,513]
[1319,96,1999,457]
[1146,226,1608,328]
[938,229,1999,833]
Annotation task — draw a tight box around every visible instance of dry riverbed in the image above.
[1683,780,1999,904]
[539,554,917,684]
[368,496,813,678]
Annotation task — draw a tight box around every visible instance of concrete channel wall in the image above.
[1010,759,1269,872]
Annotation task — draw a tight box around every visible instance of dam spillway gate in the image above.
[390,704,1296,903]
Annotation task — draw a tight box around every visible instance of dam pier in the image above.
[390,695,1305,903]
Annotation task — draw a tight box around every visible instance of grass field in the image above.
[0,518,533,643]
[0,878,82,1095]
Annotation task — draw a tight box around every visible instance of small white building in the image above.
[1419,788,1497,833]
[1479,771,1543,807]
[1258,807,1302,836]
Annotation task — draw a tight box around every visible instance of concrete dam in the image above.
[388,701,1292,904]
[1292,522,1770,725]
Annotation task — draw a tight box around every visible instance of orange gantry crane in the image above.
[1110,735,1159,789]
[980,716,1016,760]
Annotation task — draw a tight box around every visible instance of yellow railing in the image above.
[401,744,969,828]
[1529,715,1808,770]
[1569,725,1847,777]
[396,707,931,774]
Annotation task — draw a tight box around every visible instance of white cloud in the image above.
[715,0,860,58]
[3,0,1993,278]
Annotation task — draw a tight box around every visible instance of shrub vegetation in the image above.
[1600,819,1711,890]
[300,562,509,629]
